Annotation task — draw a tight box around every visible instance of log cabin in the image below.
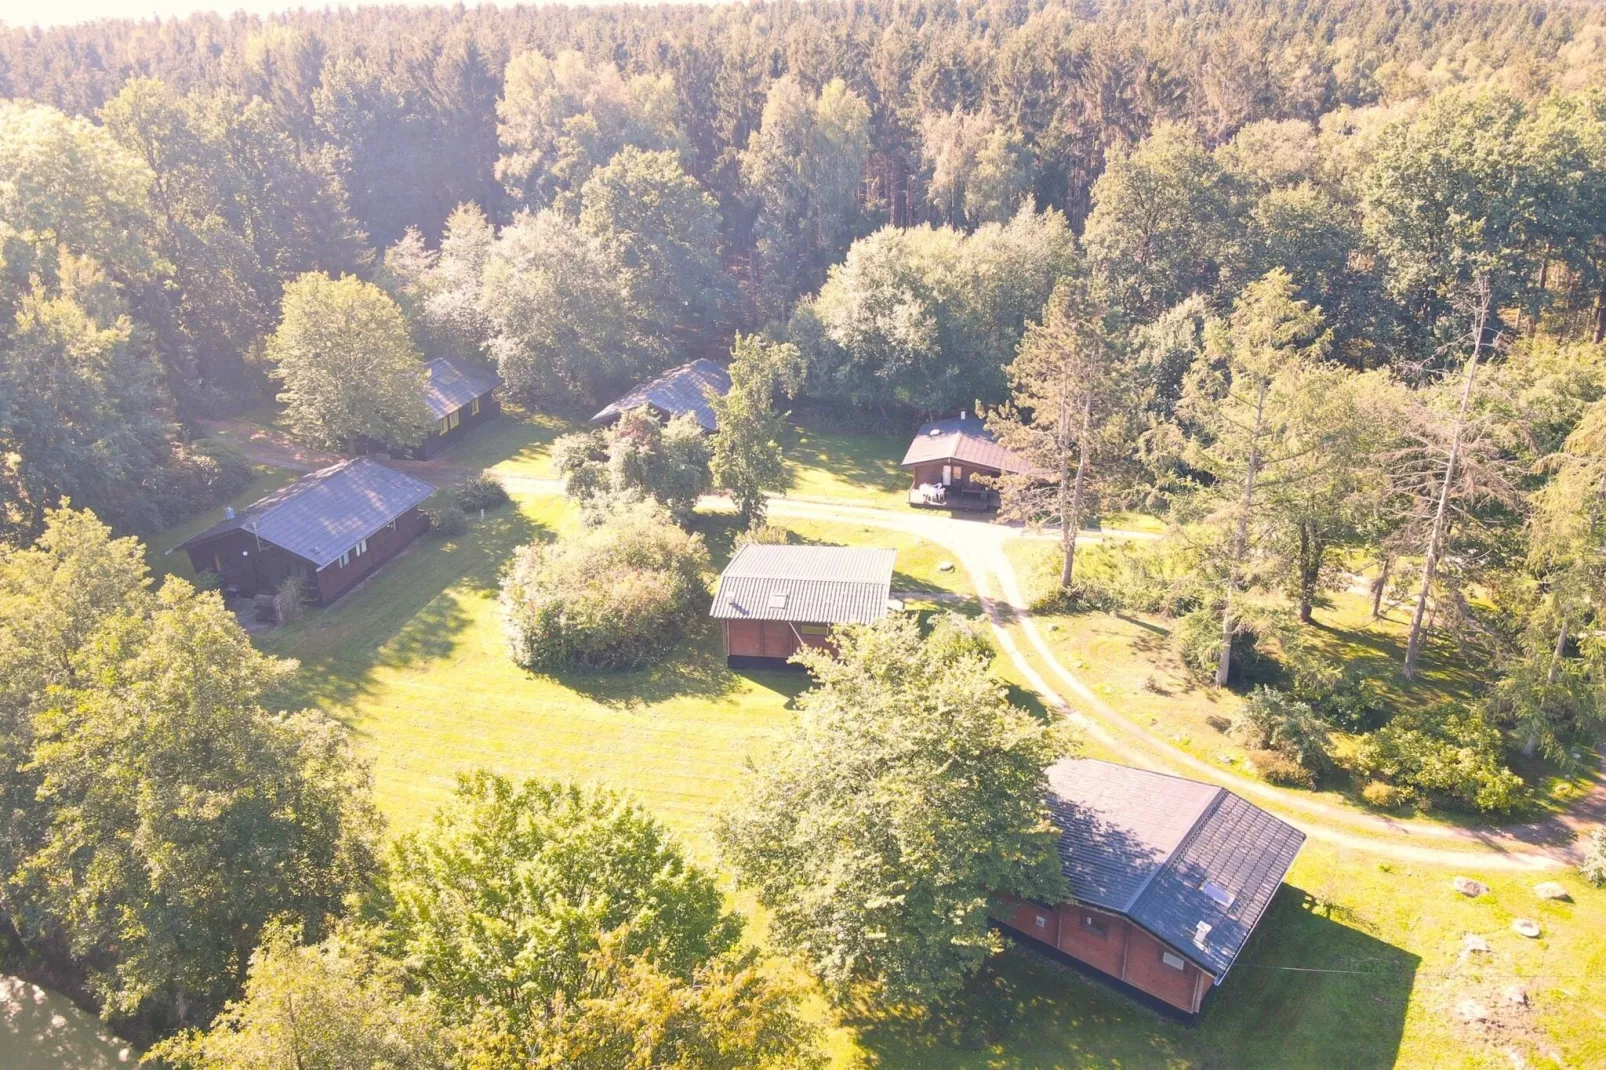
[593,358,731,433]
[709,544,897,666]
[172,458,435,606]
[901,412,1036,510]
[414,357,500,459]
[994,758,1305,1019]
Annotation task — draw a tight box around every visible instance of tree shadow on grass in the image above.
[783,424,908,494]
[851,884,1416,1070]
[267,504,545,712]
[537,621,764,708]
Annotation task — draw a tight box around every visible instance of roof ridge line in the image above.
[1119,784,1228,914]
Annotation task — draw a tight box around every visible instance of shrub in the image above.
[425,502,467,536]
[1361,780,1408,810]
[1174,606,1267,683]
[1022,539,1203,616]
[148,439,254,528]
[734,523,796,548]
[1231,687,1330,772]
[1582,827,1606,887]
[925,612,995,663]
[1249,749,1316,788]
[1285,644,1388,731]
[455,472,510,512]
[501,501,710,671]
[1352,704,1524,814]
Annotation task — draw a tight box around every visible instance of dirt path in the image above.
[765,497,1605,872]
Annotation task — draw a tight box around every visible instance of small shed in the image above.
[593,358,731,433]
[993,758,1305,1018]
[172,458,436,606]
[709,544,897,665]
[415,357,500,458]
[901,412,1034,510]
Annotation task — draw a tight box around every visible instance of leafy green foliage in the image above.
[454,472,511,513]
[269,272,430,450]
[500,500,710,671]
[384,772,741,1036]
[717,614,1071,1008]
[1231,686,1330,773]
[710,336,796,529]
[554,409,712,526]
[1353,705,1524,813]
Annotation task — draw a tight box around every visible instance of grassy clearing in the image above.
[143,463,301,583]
[439,403,580,479]
[1004,538,1592,824]
[0,977,131,1069]
[782,424,910,507]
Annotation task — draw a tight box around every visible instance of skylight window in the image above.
[928,427,942,436]
[1193,921,1213,948]
[1200,880,1235,908]
[767,592,789,609]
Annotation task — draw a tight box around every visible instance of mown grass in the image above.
[782,424,910,507]
[247,492,1606,1069]
[0,978,130,1070]
[440,402,581,479]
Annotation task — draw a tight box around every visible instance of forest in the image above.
[7,0,1606,1064]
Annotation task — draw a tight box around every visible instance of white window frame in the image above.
[447,409,461,431]
[471,397,481,417]
[336,550,350,568]
[354,538,368,557]
[1161,951,1187,971]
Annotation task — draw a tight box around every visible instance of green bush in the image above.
[1582,827,1606,887]
[1361,780,1407,810]
[455,472,510,512]
[1231,686,1330,773]
[425,502,467,536]
[1174,606,1265,683]
[1249,749,1316,789]
[925,612,995,663]
[1285,644,1389,731]
[1352,704,1524,814]
[149,439,254,528]
[734,523,796,548]
[501,501,710,671]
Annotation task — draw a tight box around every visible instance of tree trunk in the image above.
[1061,393,1094,587]
[1403,280,1490,680]
[1297,521,1323,624]
[1595,290,1606,345]
[1218,378,1269,687]
[1371,553,1391,620]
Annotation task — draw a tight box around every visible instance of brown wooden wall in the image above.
[417,392,500,459]
[186,506,428,606]
[993,894,1213,1014]
[906,460,1000,488]
[721,619,834,661]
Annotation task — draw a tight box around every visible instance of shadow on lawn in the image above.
[550,622,758,707]
[783,424,908,494]
[853,885,1416,1070]
[267,504,546,712]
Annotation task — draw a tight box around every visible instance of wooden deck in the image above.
[908,486,997,511]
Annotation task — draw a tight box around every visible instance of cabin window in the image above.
[1033,914,1047,929]
[798,624,830,637]
[953,465,964,480]
[447,410,461,430]
[471,397,481,416]
[1161,951,1186,971]
[336,551,351,568]
[767,592,789,609]
[1083,915,1109,939]
[386,520,397,533]
[437,416,450,435]
[354,538,368,557]
[1200,880,1235,908]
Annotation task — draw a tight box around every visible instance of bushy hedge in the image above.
[425,502,467,536]
[148,439,254,528]
[1352,704,1524,813]
[455,472,510,512]
[1231,687,1330,778]
[501,502,710,671]
[1285,644,1389,731]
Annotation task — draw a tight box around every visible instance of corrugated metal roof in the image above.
[592,358,731,432]
[900,416,1035,474]
[1045,758,1305,980]
[423,358,498,421]
[709,544,896,624]
[175,458,436,569]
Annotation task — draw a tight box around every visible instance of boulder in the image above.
[1511,918,1541,938]
[1457,999,1490,1022]
[937,561,955,572]
[1533,881,1570,901]
[1462,934,1491,954]
[1453,876,1487,897]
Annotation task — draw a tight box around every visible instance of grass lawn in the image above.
[437,402,580,480]
[0,978,131,1070]
[1004,538,1592,824]
[143,463,301,583]
[782,424,910,507]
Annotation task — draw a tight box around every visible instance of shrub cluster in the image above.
[425,502,467,536]
[148,439,254,528]
[1024,539,1201,616]
[455,472,510,512]
[1285,644,1389,731]
[1232,686,1329,786]
[1174,605,1267,682]
[1352,704,1524,813]
[501,501,710,671]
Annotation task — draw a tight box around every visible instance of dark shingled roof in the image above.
[710,544,896,625]
[174,458,436,570]
[593,358,731,432]
[901,416,1036,474]
[1045,758,1305,979]
[423,358,498,421]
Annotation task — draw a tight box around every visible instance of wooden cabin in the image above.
[900,412,1035,510]
[415,358,500,459]
[994,759,1305,1019]
[593,358,731,433]
[172,458,435,606]
[709,544,897,666]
